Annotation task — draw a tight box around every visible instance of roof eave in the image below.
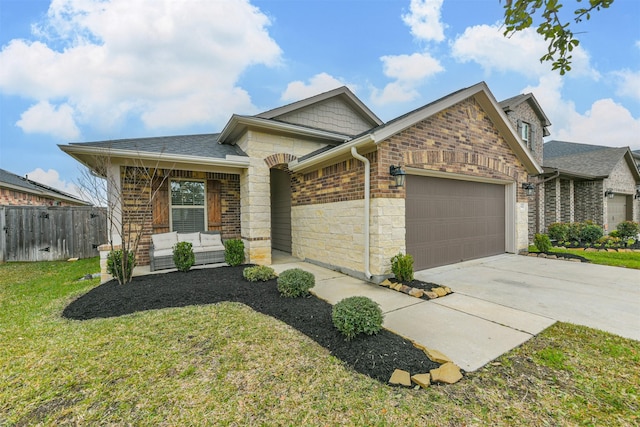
[218,115,352,144]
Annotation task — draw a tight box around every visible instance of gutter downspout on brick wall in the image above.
[350,147,372,279]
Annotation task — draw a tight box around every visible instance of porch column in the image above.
[569,180,575,223]
[554,177,561,223]
[239,157,272,265]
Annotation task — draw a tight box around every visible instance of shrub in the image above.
[534,233,552,253]
[609,230,620,238]
[580,223,603,244]
[173,241,195,272]
[616,221,640,242]
[243,265,277,282]
[597,235,621,247]
[107,249,136,285]
[332,296,384,341]
[277,268,315,297]
[390,252,414,282]
[547,222,568,242]
[567,222,583,243]
[224,239,245,266]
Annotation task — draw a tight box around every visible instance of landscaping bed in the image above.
[63,265,440,384]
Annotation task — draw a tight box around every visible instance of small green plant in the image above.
[534,233,552,253]
[243,265,277,282]
[332,296,384,341]
[567,222,583,243]
[277,268,315,297]
[609,230,620,238]
[107,249,136,285]
[580,223,603,244]
[616,221,640,243]
[173,241,195,272]
[547,222,568,242]
[390,252,414,282]
[224,239,245,266]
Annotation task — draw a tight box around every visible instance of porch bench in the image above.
[150,231,225,271]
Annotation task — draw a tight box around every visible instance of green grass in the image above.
[1,259,639,426]
[529,245,640,269]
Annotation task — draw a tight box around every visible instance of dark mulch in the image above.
[63,266,440,384]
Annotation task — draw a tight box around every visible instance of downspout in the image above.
[351,147,372,279]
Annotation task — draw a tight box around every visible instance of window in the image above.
[170,180,206,233]
[521,122,530,147]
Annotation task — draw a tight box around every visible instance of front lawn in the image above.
[529,245,640,269]
[1,258,639,426]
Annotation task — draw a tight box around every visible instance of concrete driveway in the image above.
[415,254,640,342]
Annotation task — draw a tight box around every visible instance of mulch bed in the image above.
[63,266,440,384]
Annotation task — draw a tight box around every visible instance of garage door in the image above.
[406,175,505,270]
[607,194,629,231]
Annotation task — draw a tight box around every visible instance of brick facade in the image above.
[0,187,82,207]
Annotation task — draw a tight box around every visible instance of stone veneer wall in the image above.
[119,166,241,266]
[237,131,329,265]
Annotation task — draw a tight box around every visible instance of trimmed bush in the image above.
[534,233,552,253]
[567,222,583,243]
[277,268,315,297]
[332,296,384,341]
[107,249,136,285]
[224,239,245,266]
[391,252,414,282]
[580,223,603,244]
[547,222,568,242]
[173,241,195,272]
[243,265,277,282]
[616,221,640,242]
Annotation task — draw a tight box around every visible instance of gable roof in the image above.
[59,133,250,174]
[255,86,383,126]
[543,140,640,180]
[499,93,551,137]
[291,81,543,175]
[0,168,90,205]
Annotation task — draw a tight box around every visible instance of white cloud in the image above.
[371,52,443,105]
[553,99,640,150]
[281,73,352,102]
[0,0,282,136]
[26,168,84,199]
[612,69,640,102]
[402,0,446,43]
[16,101,80,140]
[451,24,599,80]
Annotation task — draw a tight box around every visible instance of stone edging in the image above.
[378,279,453,300]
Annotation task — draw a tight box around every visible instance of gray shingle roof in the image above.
[543,140,629,178]
[68,133,247,159]
[0,168,88,203]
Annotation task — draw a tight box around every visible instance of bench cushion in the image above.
[151,231,178,250]
[153,248,174,258]
[200,232,223,247]
[177,232,201,247]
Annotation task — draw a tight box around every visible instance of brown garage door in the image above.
[406,175,505,270]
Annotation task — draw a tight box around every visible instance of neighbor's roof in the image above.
[543,140,640,181]
[0,168,90,205]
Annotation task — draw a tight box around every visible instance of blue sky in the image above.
[0,0,638,199]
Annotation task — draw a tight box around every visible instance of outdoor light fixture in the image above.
[521,182,535,197]
[604,189,615,199]
[389,165,406,188]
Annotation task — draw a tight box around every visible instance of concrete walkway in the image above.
[271,255,555,372]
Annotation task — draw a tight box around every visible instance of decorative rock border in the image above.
[379,279,453,300]
[524,252,584,262]
[389,342,464,387]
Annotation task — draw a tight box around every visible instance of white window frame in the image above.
[521,122,531,147]
[169,179,207,233]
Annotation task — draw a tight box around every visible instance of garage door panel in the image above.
[406,176,505,270]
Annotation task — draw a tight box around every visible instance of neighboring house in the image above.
[60,82,542,280]
[0,168,90,207]
[632,150,640,171]
[542,140,640,232]
[499,93,552,241]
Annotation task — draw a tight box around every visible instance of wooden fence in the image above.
[0,206,107,262]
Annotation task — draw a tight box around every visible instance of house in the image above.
[499,93,552,241]
[0,168,90,207]
[541,140,640,232]
[60,82,543,280]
